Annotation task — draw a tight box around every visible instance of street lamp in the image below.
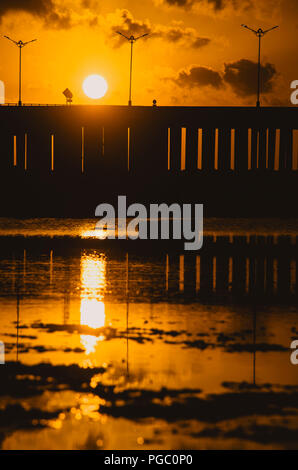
[116,31,149,106]
[241,24,279,107]
[3,36,37,106]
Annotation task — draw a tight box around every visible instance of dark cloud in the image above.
[173,59,277,99]
[192,37,211,48]
[162,0,251,12]
[111,10,210,49]
[165,0,193,7]
[154,25,211,48]
[81,0,101,10]
[174,66,223,88]
[0,0,53,19]
[44,11,73,29]
[162,0,224,10]
[0,0,74,29]
[223,59,277,96]
[111,9,151,43]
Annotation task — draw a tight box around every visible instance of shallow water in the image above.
[0,218,298,450]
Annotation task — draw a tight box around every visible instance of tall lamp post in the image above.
[116,32,149,106]
[241,24,279,107]
[3,36,37,106]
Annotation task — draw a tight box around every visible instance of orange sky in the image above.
[0,0,297,106]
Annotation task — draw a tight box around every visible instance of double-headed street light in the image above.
[116,32,149,106]
[3,36,37,106]
[241,25,279,107]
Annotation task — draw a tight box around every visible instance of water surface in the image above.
[0,218,298,450]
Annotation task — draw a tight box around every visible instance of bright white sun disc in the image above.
[83,75,108,99]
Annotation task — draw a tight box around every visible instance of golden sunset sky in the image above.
[0,0,297,106]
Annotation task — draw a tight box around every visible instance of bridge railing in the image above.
[0,106,297,175]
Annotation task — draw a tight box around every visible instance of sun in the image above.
[83,75,108,99]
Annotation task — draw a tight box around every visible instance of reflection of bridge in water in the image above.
[2,233,297,305]
[5,234,296,386]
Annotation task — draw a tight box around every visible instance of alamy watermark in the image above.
[0,341,4,364]
[0,80,5,104]
[290,340,298,365]
[95,196,203,251]
[290,80,298,105]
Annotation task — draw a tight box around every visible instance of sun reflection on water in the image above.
[81,229,108,239]
[80,251,107,354]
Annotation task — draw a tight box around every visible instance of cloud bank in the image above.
[173,59,277,98]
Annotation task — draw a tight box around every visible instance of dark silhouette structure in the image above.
[3,37,37,106]
[116,32,149,106]
[63,88,73,105]
[241,25,279,107]
[0,105,297,217]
